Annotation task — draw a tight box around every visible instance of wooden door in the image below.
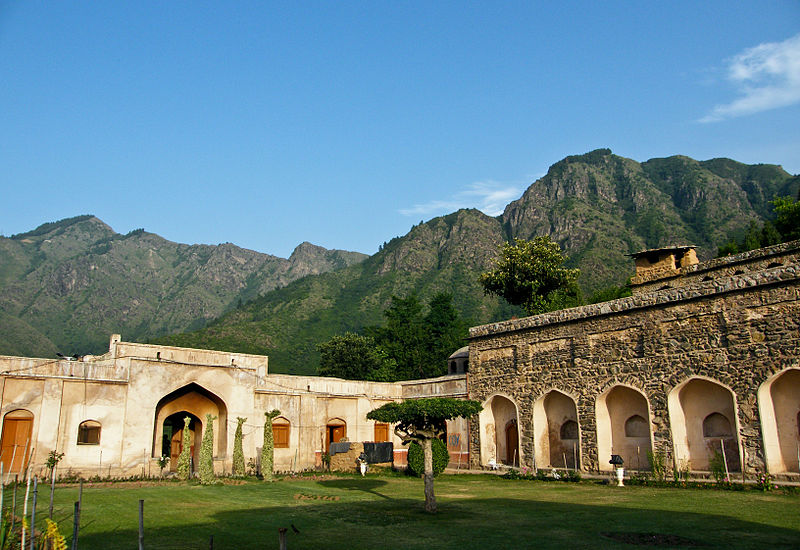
[0,414,33,472]
[506,421,519,466]
[170,428,195,471]
[326,424,346,453]
[374,423,389,442]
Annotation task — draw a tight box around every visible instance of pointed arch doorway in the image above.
[152,383,228,473]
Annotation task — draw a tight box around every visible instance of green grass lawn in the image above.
[7,474,800,549]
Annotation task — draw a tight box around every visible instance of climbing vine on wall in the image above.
[233,416,246,477]
[199,414,217,485]
[176,416,192,481]
[261,409,281,481]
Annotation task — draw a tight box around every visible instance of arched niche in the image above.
[152,383,228,461]
[533,390,580,469]
[478,394,520,467]
[0,409,34,473]
[595,385,653,472]
[758,368,800,473]
[668,378,741,472]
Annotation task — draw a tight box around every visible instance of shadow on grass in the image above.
[317,478,391,499]
[70,491,800,550]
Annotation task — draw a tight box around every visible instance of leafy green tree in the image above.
[316,333,395,381]
[232,417,246,477]
[367,398,482,513]
[176,416,192,481]
[588,278,632,304]
[774,196,800,241]
[366,293,469,380]
[367,295,428,379]
[479,237,581,316]
[199,414,217,485]
[261,409,281,481]
[422,293,468,376]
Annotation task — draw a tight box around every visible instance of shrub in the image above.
[261,410,281,481]
[407,439,449,477]
[709,451,728,485]
[199,414,216,485]
[233,417,246,477]
[176,417,192,481]
[647,449,667,482]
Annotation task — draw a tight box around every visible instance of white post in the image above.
[6,445,17,485]
[574,443,578,471]
[21,473,31,550]
[720,439,730,481]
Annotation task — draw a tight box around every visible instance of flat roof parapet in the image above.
[469,257,800,340]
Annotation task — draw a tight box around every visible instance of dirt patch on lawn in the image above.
[601,532,705,546]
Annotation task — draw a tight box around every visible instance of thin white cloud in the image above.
[700,33,800,123]
[399,181,524,217]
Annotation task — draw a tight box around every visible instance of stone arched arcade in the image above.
[468,241,800,480]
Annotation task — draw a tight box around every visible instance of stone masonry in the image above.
[467,240,800,480]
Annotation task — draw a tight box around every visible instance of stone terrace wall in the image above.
[467,251,800,478]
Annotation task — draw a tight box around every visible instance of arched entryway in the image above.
[596,385,653,472]
[758,368,800,473]
[478,394,520,467]
[152,383,228,468]
[668,378,741,472]
[162,412,201,472]
[326,418,346,453]
[0,409,33,473]
[533,390,580,469]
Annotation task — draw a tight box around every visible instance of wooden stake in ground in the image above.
[71,501,81,550]
[49,465,56,519]
[720,439,730,481]
[30,477,38,550]
[278,527,288,550]
[21,472,31,550]
[138,499,145,550]
[11,475,18,536]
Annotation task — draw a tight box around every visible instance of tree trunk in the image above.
[423,437,437,513]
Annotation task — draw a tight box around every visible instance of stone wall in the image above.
[468,240,800,480]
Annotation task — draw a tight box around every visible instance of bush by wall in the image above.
[199,414,217,485]
[261,410,280,481]
[233,417,246,477]
[176,416,192,481]
[407,439,449,477]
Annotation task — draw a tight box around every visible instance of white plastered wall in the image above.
[533,389,579,469]
[596,385,653,472]
[668,377,741,471]
[478,393,520,466]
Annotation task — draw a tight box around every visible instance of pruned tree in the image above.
[261,409,281,481]
[199,414,217,485]
[176,416,192,481]
[367,398,482,513]
[479,236,580,315]
[232,416,246,477]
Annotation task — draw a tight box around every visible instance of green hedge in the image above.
[407,439,449,477]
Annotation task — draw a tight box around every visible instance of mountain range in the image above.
[2,149,797,374]
[0,216,366,357]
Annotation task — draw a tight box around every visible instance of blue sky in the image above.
[1,2,798,257]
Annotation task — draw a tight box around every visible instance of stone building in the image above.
[0,337,467,478]
[468,239,800,480]
[2,240,798,482]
